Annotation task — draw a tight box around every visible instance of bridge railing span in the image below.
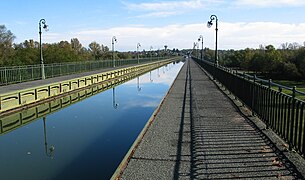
[193,57,305,158]
[0,57,169,86]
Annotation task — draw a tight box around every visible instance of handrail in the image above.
[193,56,305,157]
[0,56,172,86]
[193,56,305,99]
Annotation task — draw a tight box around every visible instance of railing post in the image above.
[19,66,22,82]
[31,66,34,81]
[289,86,296,151]
[5,67,8,85]
[266,79,272,129]
[252,74,256,116]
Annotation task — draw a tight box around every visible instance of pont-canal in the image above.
[0,61,184,180]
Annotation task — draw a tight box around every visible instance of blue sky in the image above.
[1,0,305,51]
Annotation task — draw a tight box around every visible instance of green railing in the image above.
[0,57,167,86]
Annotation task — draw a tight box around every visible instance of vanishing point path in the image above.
[115,59,304,179]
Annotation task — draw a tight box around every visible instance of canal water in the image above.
[0,61,184,180]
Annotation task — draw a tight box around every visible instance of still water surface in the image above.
[0,61,184,180]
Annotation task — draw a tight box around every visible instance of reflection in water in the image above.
[0,70,148,135]
[112,88,118,109]
[43,117,55,158]
[0,60,184,180]
[137,77,141,92]
[150,71,153,82]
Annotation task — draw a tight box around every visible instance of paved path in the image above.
[118,59,303,179]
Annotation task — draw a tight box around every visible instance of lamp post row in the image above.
[38,19,157,80]
[192,15,218,66]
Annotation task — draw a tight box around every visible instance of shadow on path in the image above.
[173,59,303,179]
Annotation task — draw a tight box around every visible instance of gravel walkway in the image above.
[118,59,303,179]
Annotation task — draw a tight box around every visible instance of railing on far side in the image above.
[0,57,167,86]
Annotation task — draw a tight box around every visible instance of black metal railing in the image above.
[193,57,305,157]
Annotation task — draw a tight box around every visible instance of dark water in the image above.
[0,61,184,180]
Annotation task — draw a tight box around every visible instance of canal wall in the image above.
[0,59,176,114]
[0,66,149,135]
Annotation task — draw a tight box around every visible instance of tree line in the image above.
[194,43,305,81]
[0,25,171,67]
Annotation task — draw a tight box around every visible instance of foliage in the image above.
[0,25,171,67]
[219,44,305,81]
[0,25,15,66]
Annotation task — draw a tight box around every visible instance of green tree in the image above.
[294,47,305,79]
[71,38,82,54]
[89,41,102,60]
[13,39,39,65]
[0,25,15,66]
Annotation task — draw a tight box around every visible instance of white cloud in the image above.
[41,22,305,51]
[134,11,181,18]
[123,0,222,17]
[234,0,305,7]
[124,0,206,11]
[219,22,305,49]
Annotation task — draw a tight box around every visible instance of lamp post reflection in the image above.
[150,71,153,82]
[43,117,55,158]
[137,77,141,91]
[112,87,118,109]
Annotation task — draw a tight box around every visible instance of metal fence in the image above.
[0,57,165,86]
[193,57,305,157]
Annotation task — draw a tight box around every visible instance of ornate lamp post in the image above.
[198,35,204,60]
[112,36,117,67]
[137,43,141,64]
[207,15,218,66]
[193,42,197,58]
[39,19,48,79]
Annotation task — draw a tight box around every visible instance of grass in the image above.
[272,80,305,101]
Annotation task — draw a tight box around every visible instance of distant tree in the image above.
[89,41,102,60]
[13,39,39,65]
[294,47,305,79]
[288,42,300,50]
[0,25,15,65]
[117,52,132,59]
[280,42,289,50]
[273,61,300,80]
[71,38,82,54]
[101,45,109,52]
